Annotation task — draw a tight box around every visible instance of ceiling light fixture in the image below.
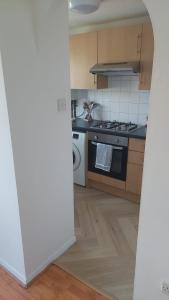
[69,0,102,14]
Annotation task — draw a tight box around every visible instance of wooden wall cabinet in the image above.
[70,32,97,89]
[126,138,145,196]
[70,32,108,90]
[98,24,142,64]
[139,23,154,90]
[70,23,154,90]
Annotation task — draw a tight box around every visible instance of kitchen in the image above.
[71,22,153,200]
[55,1,154,300]
[0,1,169,300]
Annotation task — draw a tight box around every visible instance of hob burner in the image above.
[91,121,138,132]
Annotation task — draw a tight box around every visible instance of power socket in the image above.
[161,282,169,296]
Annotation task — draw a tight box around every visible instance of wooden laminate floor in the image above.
[0,265,108,300]
[54,185,140,300]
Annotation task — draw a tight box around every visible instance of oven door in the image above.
[88,141,128,181]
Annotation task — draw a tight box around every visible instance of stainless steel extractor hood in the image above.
[90,62,140,76]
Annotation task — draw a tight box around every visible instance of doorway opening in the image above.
[55,1,154,299]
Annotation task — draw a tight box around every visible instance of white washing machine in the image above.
[72,131,87,186]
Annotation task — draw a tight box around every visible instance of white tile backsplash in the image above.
[119,102,129,113]
[71,76,150,125]
[129,103,138,114]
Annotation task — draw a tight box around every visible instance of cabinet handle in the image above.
[94,75,97,86]
[137,33,142,55]
[140,63,144,86]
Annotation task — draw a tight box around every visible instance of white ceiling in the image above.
[69,0,148,28]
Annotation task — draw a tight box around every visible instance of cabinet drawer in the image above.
[88,171,125,191]
[126,163,143,195]
[129,138,145,153]
[128,151,144,165]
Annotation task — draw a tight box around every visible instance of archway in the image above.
[134,1,169,299]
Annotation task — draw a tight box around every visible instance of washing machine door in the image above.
[73,143,81,171]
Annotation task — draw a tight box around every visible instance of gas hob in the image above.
[90,121,138,133]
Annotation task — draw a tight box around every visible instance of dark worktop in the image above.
[72,118,146,140]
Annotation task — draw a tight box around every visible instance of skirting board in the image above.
[0,258,27,285]
[26,236,76,284]
[0,235,76,286]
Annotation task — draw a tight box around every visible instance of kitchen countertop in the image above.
[72,118,146,140]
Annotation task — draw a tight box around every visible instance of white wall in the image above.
[134,0,169,299]
[0,54,26,283]
[0,0,75,283]
[72,76,149,125]
[70,15,149,35]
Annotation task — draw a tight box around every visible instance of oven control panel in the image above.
[88,132,128,147]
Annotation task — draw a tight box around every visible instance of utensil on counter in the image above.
[83,101,98,122]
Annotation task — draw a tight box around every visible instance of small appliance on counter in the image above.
[83,101,98,122]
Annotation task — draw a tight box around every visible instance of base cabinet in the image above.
[88,171,125,190]
[126,138,145,196]
[126,163,143,195]
[88,138,145,203]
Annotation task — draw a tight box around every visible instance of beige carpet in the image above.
[54,185,139,300]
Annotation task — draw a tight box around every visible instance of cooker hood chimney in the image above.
[90,62,140,76]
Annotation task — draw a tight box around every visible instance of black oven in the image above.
[88,132,128,181]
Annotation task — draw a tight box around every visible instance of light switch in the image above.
[57,98,67,112]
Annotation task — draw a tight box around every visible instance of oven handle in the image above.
[91,141,123,150]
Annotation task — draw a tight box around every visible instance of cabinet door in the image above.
[70,32,97,89]
[129,138,145,153]
[126,163,143,195]
[139,23,154,90]
[98,24,142,64]
[128,151,144,165]
[88,171,126,191]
